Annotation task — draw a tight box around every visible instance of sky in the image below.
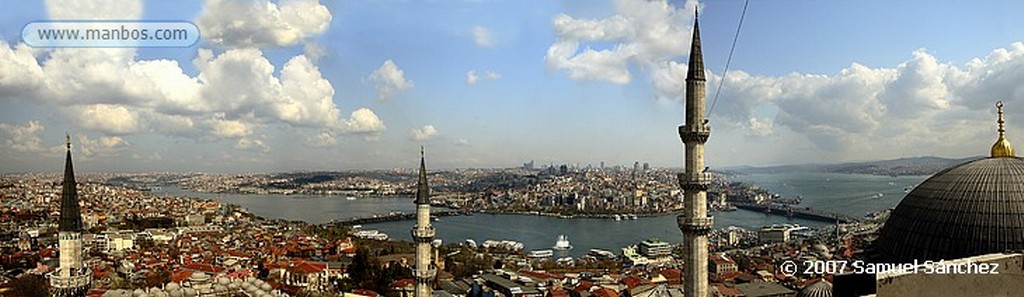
[2,0,1024,173]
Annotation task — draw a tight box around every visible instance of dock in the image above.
[732,202,860,223]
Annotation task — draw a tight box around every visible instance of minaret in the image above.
[991,101,1014,158]
[49,134,92,297]
[677,11,712,297]
[411,147,436,297]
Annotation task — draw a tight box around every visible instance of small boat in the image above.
[874,193,884,198]
[613,214,622,221]
[528,249,554,258]
[345,196,356,201]
[553,234,573,250]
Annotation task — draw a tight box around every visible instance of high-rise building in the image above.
[677,11,712,297]
[411,147,436,297]
[48,135,92,297]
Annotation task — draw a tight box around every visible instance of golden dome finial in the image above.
[991,101,1014,158]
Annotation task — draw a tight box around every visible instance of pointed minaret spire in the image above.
[411,146,436,296]
[687,10,705,81]
[415,146,430,205]
[59,134,82,232]
[992,101,1015,158]
[679,6,711,297]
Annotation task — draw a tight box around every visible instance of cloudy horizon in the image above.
[2,0,1024,173]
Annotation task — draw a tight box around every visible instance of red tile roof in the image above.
[591,287,618,297]
[288,260,327,274]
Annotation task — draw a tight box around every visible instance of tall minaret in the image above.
[411,147,436,297]
[677,11,712,297]
[49,134,92,297]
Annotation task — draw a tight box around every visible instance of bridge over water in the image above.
[732,202,860,224]
[324,210,470,226]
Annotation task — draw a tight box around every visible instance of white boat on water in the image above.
[528,249,554,258]
[346,196,356,200]
[553,234,573,250]
[613,214,622,221]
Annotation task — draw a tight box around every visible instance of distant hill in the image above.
[724,156,983,176]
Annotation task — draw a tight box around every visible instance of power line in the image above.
[708,0,750,116]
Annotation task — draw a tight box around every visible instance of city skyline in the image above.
[3,0,1024,173]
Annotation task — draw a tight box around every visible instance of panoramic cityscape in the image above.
[3,1,1024,297]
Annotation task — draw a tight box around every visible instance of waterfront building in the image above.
[873,101,1024,263]
[411,147,437,297]
[677,10,713,297]
[758,224,799,244]
[622,245,652,267]
[638,238,672,259]
[48,135,92,297]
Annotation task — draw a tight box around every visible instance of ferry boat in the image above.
[553,234,573,250]
[527,249,554,258]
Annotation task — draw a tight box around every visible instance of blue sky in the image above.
[2,0,1024,173]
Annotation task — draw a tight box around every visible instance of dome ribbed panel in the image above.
[798,280,832,297]
[875,157,1024,263]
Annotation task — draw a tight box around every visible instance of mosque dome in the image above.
[798,279,832,297]
[874,101,1024,262]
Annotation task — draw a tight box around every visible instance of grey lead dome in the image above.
[874,157,1024,263]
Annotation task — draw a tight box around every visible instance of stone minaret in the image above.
[49,134,92,297]
[677,12,712,297]
[411,147,436,297]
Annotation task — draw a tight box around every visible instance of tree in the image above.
[142,268,171,289]
[9,274,49,297]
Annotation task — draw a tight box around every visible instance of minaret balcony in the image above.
[48,269,92,288]
[679,125,711,144]
[414,267,437,281]
[677,216,714,233]
[411,227,435,241]
[678,173,712,191]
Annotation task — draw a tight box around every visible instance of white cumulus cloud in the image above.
[466,70,502,85]
[411,125,439,141]
[700,43,1024,159]
[368,60,413,101]
[545,0,699,84]
[0,121,61,154]
[198,0,332,48]
[77,134,130,158]
[68,104,141,135]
